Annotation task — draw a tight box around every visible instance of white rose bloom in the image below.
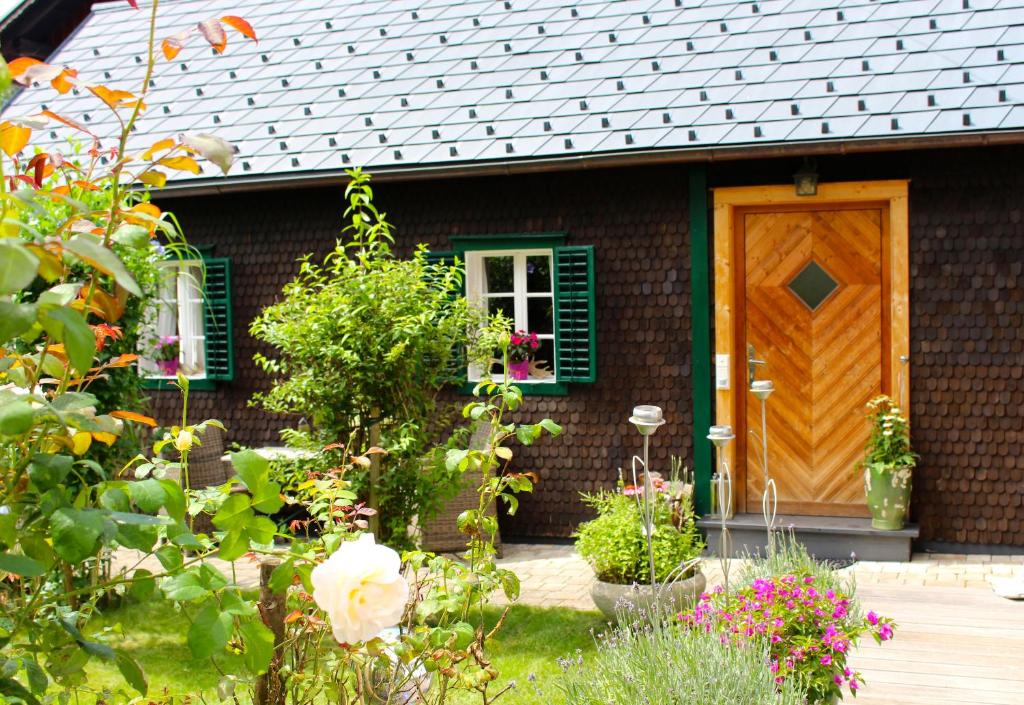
[312,533,409,644]
[173,429,194,452]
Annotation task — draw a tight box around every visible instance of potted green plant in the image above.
[575,478,705,620]
[506,329,538,380]
[154,334,181,376]
[861,395,917,530]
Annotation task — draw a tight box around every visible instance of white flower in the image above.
[882,430,893,436]
[312,533,409,644]
[173,429,194,452]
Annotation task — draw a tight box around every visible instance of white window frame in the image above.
[140,260,208,380]
[465,248,557,384]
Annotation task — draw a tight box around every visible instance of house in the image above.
[6,0,1023,554]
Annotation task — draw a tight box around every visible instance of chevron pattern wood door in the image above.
[742,208,886,517]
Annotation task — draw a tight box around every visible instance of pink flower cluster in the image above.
[679,574,895,703]
[508,329,540,362]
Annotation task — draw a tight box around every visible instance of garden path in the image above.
[110,544,1024,704]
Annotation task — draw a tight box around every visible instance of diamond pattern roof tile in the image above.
[5,0,1024,186]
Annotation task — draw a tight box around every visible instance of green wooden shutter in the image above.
[201,256,234,381]
[554,245,596,383]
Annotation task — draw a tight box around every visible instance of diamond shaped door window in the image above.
[787,260,838,311]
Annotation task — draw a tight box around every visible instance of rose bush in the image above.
[680,574,896,703]
[311,533,409,645]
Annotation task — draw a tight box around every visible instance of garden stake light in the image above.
[750,379,777,555]
[708,424,735,595]
[629,405,666,597]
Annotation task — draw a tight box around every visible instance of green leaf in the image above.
[245,516,277,545]
[187,603,233,660]
[0,553,45,578]
[161,571,209,602]
[155,544,183,572]
[63,235,142,297]
[51,508,104,563]
[115,524,158,552]
[221,590,258,617]
[111,224,150,249]
[267,559,295,595]
[128,478,166,514]
[538,419,563,436]
[217,529,249,561]
[0,239,39,295]
[157,478,186,520]
[212,493,253,532]
[494,446,513,461]
[40,307,95,373]
[127,569,155,602]
[0,301,36,341]
[239,619,275,675]
[250,481,283,515]
[0,400,33,436]
[23,660,46,695]
[115,650,147,695]
[497,568,520,601]
[0,676,41,705]
[230,449,269,490]
[26,454,73,491]
[515,424,542,445]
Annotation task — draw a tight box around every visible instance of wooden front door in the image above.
[741,206,889,517]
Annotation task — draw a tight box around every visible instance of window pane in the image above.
[526,255,551,293]
[527,296,554,334]
[484,256,514,294]
[532,338,556,378]
[487,296,514,320]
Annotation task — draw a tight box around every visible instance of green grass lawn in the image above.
[86,599,606,704]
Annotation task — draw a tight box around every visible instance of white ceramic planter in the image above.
[590,571,706,622]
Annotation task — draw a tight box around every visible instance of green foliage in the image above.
[574,488,703,585]
[861,394,917,473]
[250,168,485,547]
[554,615,807,705]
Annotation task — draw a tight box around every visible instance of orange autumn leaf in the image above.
[0,121,31,157]
[198,19,227,53]
[138,170,167,189]
[9,58,78,94]
[220,15,257,42]
[158,155,201,174]
[161,29,191,60]
[92,432,118,446]
[42,109,94,136]
[88,85,145,111]
[53,184,71,196]
[72,180,100,191]
[51,68,78,94]
[142,138,174,161]
[130,203,161,218]
[105,353,139,368]
[7,57,42,80]
[110,410,158,427]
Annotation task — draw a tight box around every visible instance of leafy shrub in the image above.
[862,394,917,472]
[681,575,895,703]
[574,486,703,584]
[555,618,807,705]
[250,170,484,548]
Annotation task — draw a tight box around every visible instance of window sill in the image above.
[142,377,217,391]
[459,381,568,396]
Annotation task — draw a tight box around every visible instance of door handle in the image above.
[747,344,766,386]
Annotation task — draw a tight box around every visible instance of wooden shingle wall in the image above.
[152,149,1023,547]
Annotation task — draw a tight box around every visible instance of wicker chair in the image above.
[418,422,502,554]
[183,425,229,535]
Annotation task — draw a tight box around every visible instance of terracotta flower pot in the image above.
[864,465,912,530]
[508,359,530,380]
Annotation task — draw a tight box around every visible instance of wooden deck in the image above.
[851,583,1024,705]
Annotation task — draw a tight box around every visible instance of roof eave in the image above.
[152,129,1024,199]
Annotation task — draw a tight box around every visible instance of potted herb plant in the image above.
[861,395,917,530]
[154,334,181,376]
[575,478,705,620]
[506,329,538,380]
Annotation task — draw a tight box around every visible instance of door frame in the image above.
[712,180,910,515]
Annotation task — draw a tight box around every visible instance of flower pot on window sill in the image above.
[157,359,180,377]
[864,465,912,530]
[508,359,530,380]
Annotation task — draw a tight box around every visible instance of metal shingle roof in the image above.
[5,0,1024,186]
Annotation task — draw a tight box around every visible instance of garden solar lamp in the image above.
[629,405,665,594]
[751,379,778,555]
[707,424,735,595]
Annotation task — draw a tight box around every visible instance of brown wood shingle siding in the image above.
[151,148,1023,547]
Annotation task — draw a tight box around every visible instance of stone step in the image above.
[697,513,920,562]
